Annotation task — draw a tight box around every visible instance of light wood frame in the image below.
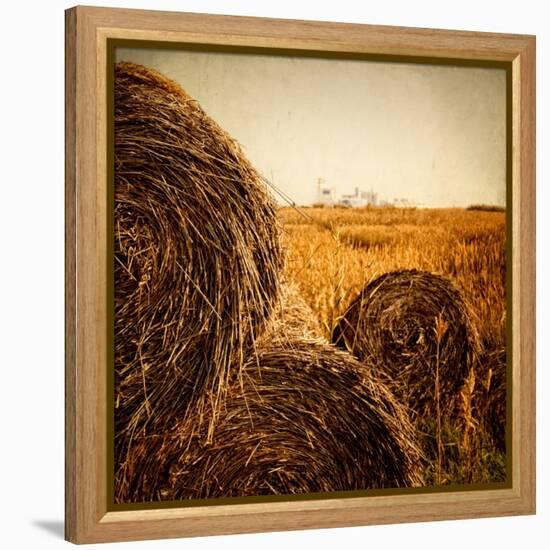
[65,5,536,544]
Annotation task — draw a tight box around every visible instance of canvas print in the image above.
[112,47,507,505]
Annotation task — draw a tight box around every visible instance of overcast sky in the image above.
[117,47,506,208]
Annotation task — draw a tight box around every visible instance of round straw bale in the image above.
[269,282,325,340]
[115,337,423,502]
[332,269,480,418]
[114,62,282,449]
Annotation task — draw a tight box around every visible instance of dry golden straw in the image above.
[332,269,481,418]
[114,62,282,465]
[477,347,506,452]
[116,335,423,502]
[270,282,326,340]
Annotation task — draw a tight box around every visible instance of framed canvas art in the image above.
[65,6,535,544]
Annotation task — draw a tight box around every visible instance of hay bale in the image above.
[332,269,480,418]
[269,282,326,340]
[115,337,423,502]
[114,62,282,452]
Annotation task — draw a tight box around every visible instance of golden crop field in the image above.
[278,205,507,485]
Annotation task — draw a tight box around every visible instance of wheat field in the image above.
[279,205,507,485]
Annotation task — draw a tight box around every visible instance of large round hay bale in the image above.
[332,269,480,418]
[114,62,282,450]
[115,337,423,503]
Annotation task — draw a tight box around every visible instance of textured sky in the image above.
[117,48,506,208]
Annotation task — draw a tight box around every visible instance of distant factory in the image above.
[316,178,415,208]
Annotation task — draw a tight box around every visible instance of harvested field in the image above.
[280,206,507,484]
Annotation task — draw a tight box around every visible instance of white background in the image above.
[0,0,547,548]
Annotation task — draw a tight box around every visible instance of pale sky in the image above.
[117,48,506,208]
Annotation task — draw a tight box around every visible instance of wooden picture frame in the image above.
[65,5,536,544]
